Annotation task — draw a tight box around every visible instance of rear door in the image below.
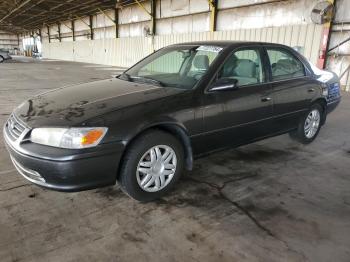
[264,46,316,132]
[193,46,274,154]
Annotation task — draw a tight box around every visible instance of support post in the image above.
[57,22,61,42]
[151,0,156,35]
[115,8,119,38]
[72,20,75,41]
[317,0,336,69]
[89,15,94,40]
[47,25,50,43]
[209,0,218,32]
[98,7,119,38]
[38,28,42,47]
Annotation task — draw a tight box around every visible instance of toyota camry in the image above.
[3,41,341,201]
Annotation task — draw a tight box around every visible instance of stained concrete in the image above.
[0,56,349,262]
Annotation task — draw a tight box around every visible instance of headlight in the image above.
[321,83,329,97]
[30,127,108,149]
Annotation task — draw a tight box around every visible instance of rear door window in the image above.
[266,48,305,81]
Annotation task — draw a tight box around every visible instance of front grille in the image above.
[5,114,27,141]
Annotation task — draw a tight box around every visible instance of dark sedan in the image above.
[3,41,341,201]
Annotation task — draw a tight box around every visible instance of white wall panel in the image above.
[217,0,320,31]
[192,13,210,32]
[94,27,116,39]
[119,2,151,24]
[40,26,49,45]
[43,24,323,67]
[0,30,18,51]
[189,0,209,13]
[157,13,209,35]
[157,0,208,18]
[60,21,72,34]
[172,15,192,34]
[119,21,150,37]
[49,24,59,43]
[159,0,188,17]
[219,0,275,9]
[95,10,115,28]
[75,17,90,31]
[334,0,350,22]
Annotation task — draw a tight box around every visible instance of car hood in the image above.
[14,78,186,127]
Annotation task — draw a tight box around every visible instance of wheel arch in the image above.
[311,97,327,125]
[117,122,193,180]
[151,123,193,171]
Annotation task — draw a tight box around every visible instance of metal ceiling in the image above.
[0,0,140,33]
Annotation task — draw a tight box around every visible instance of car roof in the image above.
[171,41,290,49]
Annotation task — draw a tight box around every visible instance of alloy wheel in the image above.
[304,109,321,139]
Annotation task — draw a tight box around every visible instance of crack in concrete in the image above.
[184,175,276,235]
[184,175,308,261]
[0,184,31,191]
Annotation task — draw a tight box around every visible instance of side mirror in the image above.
[209,78,239,92]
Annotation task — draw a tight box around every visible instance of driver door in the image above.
[194,46,274,154]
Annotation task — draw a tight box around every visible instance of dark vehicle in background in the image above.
[0,49,12,62]
[3,41,341,201]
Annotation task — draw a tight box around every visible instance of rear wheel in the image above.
[0,56,4,63]
[118,130,184,202]
[289,104,323,144]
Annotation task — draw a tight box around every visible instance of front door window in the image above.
[218,48,265,87]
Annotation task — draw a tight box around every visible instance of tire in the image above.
[289,103,323,144]
[0,56,4,63]
[118,130,185,202]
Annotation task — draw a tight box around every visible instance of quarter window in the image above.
[218,48,265,87]
[267,49,305,81]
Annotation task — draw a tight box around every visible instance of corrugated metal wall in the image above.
[0,30,19,52]
[42,23,323,68]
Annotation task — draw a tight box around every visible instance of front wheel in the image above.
[118,130,184,202]
[289,104,323,144]
[0,56,4,63]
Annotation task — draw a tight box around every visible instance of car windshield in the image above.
[120,45,223,89]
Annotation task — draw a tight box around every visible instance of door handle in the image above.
[261,97,272,102]
[308,88,315,93]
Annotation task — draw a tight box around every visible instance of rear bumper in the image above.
[4,132,125,192]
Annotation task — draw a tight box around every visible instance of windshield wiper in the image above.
[119,73,164,87]
[129,75,164,87]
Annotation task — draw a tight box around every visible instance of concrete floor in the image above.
[1,56,350,262]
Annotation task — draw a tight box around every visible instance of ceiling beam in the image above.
[0,0,34,23]
[0,0,130,33]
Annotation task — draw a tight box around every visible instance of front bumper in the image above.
[4,129,125,192]
[327,97,341,114]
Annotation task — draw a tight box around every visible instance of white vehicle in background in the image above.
[0,49,12,63]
